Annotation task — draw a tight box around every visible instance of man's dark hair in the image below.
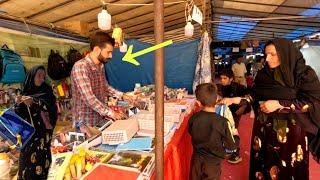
[90,31,115,50]
[235,55,243,60]
[195,83,217,107]
[220,68,234,79]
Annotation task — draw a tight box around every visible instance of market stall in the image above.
[45,85,196,180]
[1,0,320,180]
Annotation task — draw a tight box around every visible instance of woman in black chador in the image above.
[222,39,320,180]
[16,66,57,180]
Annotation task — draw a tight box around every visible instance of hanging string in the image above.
[185,0,194,23]
[21,18,32,35]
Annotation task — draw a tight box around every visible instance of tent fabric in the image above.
[300,46,320,78]
[105,39,200,93]
[192,32,212,93]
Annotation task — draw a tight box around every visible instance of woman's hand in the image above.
[219,97,242,106]
[260,100,283,113]
[16,95,33,106]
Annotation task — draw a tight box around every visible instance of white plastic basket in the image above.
[137,118,174,133]
[102,119,138,145]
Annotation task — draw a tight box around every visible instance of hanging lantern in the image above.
[119,41,128,53]
[98,6,111,30]
[112,26,123,48]
[185,15,194,37]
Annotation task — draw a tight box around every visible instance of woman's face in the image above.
[265,44,281,68]
[34,69,45,87]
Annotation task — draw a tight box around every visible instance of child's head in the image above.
[219,69,234,86]
[195,83,217,107]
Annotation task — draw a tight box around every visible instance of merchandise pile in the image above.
[48,85,195,180]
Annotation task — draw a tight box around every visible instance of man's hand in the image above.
[108,110,128,120]
[79,125,92,138]
[122,93,135,104]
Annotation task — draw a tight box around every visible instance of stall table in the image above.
[83,108,196,180]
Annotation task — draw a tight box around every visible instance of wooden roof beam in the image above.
[26,0,75,19]
[52,0,152,24]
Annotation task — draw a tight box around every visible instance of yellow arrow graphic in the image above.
[122,40,173,66]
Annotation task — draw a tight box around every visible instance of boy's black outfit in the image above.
[221,82,249,128]
[220,82,250,163]
[189,110,237,180]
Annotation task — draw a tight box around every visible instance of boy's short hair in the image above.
[219,69,234,79]
[90,31,115,50]
[195,83,217,107]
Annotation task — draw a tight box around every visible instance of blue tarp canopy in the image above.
[105,39,200,93]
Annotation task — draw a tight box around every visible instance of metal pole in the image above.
[154,0,164,179]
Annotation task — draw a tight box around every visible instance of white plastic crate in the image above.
[148,103,185,114]
[102,119,138,145]
[137,118,174,133]
[133,111,181,123]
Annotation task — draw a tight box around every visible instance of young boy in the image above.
[189,83,238,180]
[219,69,250,164]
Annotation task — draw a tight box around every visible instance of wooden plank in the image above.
[221,1,280,13]
[130,18,187,35]
[54,0,153,25]
[226,0,285,5]
[31,0,104,22]
[63,21,89,36]
[27,0,75,19]
[0,0,10,5]
[217,0,312,9]
[133,22,202,38]
[124,11,186,34]
[0,0,68,17]
[136,25,201,44]
[89,2,209,34]
[214,7,299,16]
[128,12,206,36]
[138,34,200,44]
[88,2,187,32]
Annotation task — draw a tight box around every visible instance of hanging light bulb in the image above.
[98,5,111,30]
[185,15,194,37]
[120,41,128,53]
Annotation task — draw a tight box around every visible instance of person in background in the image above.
[189,83,238,180]
[221,39,320,180]
[71,31,133,137]
[252,57,265,79]
[15,66,57,180]
[219,69,250,164]
[246,72,254,89]
[232,56,247,87]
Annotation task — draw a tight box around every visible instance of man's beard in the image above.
[98,52,110,64]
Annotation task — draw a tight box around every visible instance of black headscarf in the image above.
[253,38,320,161]
[22,65,57,127]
